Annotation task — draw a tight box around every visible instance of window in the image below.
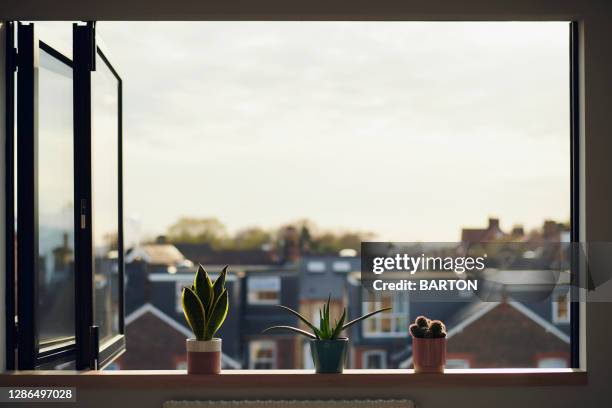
[537,357,568,368]
[362,350,387,369]
[552,291,570,324]
[332,261,351,272]
[247,276,281,305]
[5,21,574,371]
[9,22,125,370]
[249,340,277,369]
[307,261,326,273]
[446,358,471,369]
[362,292,409,338]
[15,23,78,369]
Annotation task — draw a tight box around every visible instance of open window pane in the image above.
[36,46,75,346]
[92,50,122,344]
[16,22,78,369]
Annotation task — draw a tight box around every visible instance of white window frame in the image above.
[552,291,570,324]
[248,340,277,369]
[362,350,387,369]
[362,292,409,338]
[247,276,281,305]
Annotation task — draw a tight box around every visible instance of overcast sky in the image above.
[39,22,570,244]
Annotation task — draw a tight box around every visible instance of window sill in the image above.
[1,369,587,388]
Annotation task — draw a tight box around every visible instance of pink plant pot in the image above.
[186,338,222,374]
[412,337,446,373]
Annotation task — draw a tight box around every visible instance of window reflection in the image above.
[92,51,121,343]
[36,47,75,345]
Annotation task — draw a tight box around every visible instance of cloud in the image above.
[40,22,571,243]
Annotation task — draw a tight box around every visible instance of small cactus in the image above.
[409,316,447,339]
[415,315,430,328]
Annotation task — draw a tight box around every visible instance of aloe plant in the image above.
[262,296,391,340]
[182,264,229,341]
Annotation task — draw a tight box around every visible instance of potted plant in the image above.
[409,315,447,373]
[181,264,229,374]
[263,296,391,373]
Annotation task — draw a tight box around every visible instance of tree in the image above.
[230,227,272,250]
[166,217,228,247]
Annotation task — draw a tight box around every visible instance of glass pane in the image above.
[92,51,121,343]
[36,47,75,345]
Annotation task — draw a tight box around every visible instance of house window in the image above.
[362,350,387,369]
[446,358,471,369]
[307,261,326,273]
[332,261,351,272]
[537,357,568,368]
[247,276,281,305]
[552,291,570,324]
[249,340,277,369]
[303,342,314,369]
[362,292,409,338]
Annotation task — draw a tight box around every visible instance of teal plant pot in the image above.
[310,338,349,373]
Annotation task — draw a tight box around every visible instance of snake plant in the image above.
[182,264,229,341]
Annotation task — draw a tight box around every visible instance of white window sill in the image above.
[1,369,587,388]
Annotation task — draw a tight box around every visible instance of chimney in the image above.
[488,218,500,231]
[511,225,525,237]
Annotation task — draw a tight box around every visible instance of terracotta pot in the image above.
[412,337,446,373]
[310,338,349,374]
[186,338,221,374]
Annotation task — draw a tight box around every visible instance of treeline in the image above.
[159,217,374,254]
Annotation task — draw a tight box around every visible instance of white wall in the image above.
[2,0,612,406]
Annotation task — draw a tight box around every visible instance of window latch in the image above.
[80,199,87,229]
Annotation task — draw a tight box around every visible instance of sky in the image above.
[37,22,570,245]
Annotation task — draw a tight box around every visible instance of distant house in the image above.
[399,300,570,368]
[461,217,506,243]
[240,265,300,369]
[174,243,278,267]
[122,244,243,368]
[348,269,471,369]
[297,255,359,368]
[114,303,240,370]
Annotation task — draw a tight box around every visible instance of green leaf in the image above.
[212,265,228,301]
[341,307,392,332]
[331,308,347,340]
[205,288,229,340]
[276,305,321,339]
[262,325,317,339]
[194,264,214,315]
[182,287,206,340]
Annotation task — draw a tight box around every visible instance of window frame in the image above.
[362,350,387,369]
[2,20,582,375]
[247,275,281,305]
[361,291,409,339]
[15,22,78,370]
[248,340,278,369]
[552,291,571,324]
[72,22,125,370]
